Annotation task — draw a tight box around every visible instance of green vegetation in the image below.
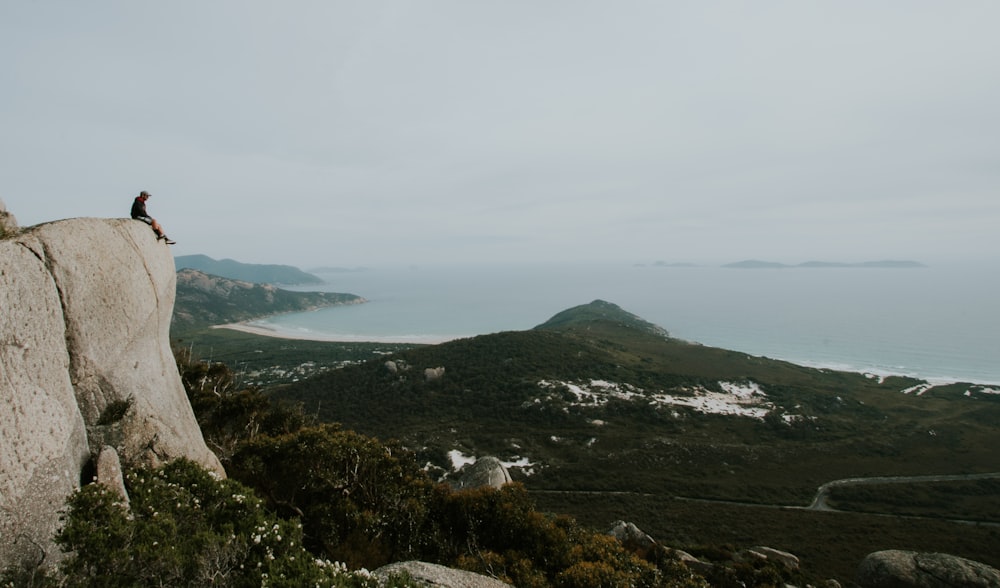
[826,478,1000,521]
[265,300,1000,581]
[3,463,420,587]
[6,352,739,587]
[531,492,1000,585]
[54,459,402,588]
[173,328,415,387]
[9,299,997,585]
[177,355,720,587]
[96,396,133,425]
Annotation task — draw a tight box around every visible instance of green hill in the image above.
[175,254,323,285]
[535,299,671,339]
[271,299,1000,581]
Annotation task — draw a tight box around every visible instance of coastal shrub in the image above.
[424,484,708,588]
[227,422,709,586]
[175,352,711,586]
[54,458,408,588]
[229,424,433,569]
[176,348,310,462]
[96,396,133,426]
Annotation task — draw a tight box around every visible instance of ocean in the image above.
[245,262,1000,385]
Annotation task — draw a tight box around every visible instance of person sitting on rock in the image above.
[130,191,175,244]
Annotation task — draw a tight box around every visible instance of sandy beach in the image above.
[212,322,459,345]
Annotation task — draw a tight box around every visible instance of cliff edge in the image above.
[0,216,223,569]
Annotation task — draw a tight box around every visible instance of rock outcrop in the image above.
[607,520,657,551]
[856,550,1000,587]
[744,546,800,571]
[450,456,512,489]
[1,217,223,569]
[424,366,446,382]
[375,561,512,588]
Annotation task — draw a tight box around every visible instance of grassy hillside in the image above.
[271,300,1000,581]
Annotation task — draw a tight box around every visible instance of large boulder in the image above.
[856,550,1000,587]
[744,546,800,571]
[607,520,657,551]
[450,456,512,489]
[0,217,223,569]
[375,561,512,588]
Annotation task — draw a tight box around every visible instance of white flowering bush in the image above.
[53,458,419,588]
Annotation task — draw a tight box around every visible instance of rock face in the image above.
[0,217,223,569]
[375,561,512,588]
[856,550,1000,588]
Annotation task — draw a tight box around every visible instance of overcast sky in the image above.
[2,2,998,267]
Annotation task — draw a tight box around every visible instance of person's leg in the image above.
[151,219,174,243]
[136,216,163,238]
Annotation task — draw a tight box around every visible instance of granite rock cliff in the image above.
[0,216,223,569]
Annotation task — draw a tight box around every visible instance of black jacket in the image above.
[131,197,148,219]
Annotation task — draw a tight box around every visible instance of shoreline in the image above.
[212,322,463,345]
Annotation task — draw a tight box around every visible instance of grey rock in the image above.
[1,217,223,570]
[746,546,800,571]
[675,550,714,576]
[424,366,445,382]
[607,519,657,551]
[95,446,129,505]
[856,550,1000,588]
[375,561,512,588]
[451,456,512,489]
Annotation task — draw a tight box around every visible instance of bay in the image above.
[247,262,1000,385]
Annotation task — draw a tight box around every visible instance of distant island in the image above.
[649,261,699,268]
[724,259,926,269]
[175,254,324,285]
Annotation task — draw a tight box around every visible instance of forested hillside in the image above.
[272,301,1000,580]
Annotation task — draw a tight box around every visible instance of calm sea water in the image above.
[248,262,1000,385]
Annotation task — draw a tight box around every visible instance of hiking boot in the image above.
[164,238,176,245]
